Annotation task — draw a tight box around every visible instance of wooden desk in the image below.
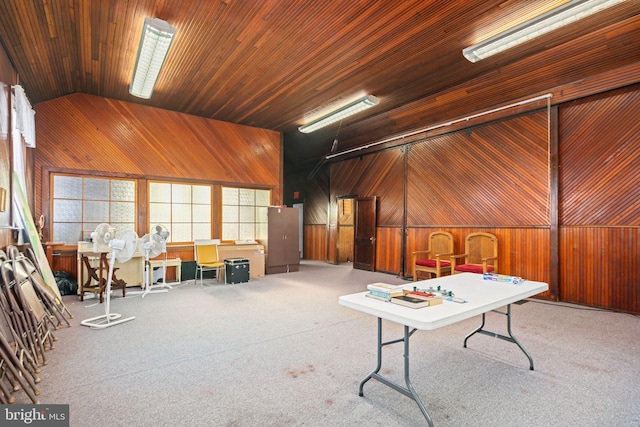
[77,241,144,288]
[339,273,548,426]
[217,243,265,279]
[78,252,126,302]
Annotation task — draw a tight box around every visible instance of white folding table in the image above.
[338,272,549,426]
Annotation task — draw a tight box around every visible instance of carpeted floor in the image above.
[16,260,640,426]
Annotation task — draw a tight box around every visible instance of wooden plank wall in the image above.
[299,83,639,313]
[558,86,640,313]
[33,93,282,276]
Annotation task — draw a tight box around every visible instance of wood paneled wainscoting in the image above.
[406,228,552,297]
[375,226,403,275]
[303,224,328,262]
[560,227,639,313]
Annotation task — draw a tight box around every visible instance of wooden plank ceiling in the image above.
[0,0,639,171]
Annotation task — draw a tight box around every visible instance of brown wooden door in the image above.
[354,196,377,271]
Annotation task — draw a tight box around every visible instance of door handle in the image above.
[369,236,376,243]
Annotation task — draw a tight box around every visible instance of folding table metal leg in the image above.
[463,303,535,370]
[358,318,434,427]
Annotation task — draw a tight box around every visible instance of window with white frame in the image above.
[221,187,270,242]
[148,181,212,242]
[52,174,136,244]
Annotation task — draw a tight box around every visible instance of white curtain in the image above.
[12,85,35,148]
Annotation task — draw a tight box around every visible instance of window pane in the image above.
[222,223,238,241]
[54,176,82,199]
[172,184,191,203]
[239,206,255,222]
[222,187,238,205]
[239,188,254,205]
[111,180,135,201]
[172,223,192,242]
[53,199,82,222]
[192,204,211,222]
[256,189,270,206]
[256,206,268,223]
[53,223,83,243]
[84,178,109,200]
[172,203,191,222]
[111,201,134,223]
[256,222,268,241]
[192,185,211,204]
[150,182,171,203]
[149,203,171,223]
[222,205,238,222]
[192,223,211,240]
[239,223,255,240]
[83,200,109,223]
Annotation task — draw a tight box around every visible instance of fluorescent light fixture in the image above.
[463,0,626,63]
[129,18,177,99]
[298,95,379,133]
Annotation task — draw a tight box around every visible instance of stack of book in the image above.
[390,290,444,309]
[365,283,405,302]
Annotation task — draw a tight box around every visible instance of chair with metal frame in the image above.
[194,240,224,285]
[0,304,41,403]
[8,246,72,329]
[0,260,56,367]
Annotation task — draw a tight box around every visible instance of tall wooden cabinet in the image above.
[264,207,300,274]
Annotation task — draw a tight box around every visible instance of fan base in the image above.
[80,313,135,329]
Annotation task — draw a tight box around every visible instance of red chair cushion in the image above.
[454,264,494,274]
[416,259,451,268]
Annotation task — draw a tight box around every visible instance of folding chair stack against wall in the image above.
[0,249,47,404]
[9,246,73,329]
[1,258,56,365]
[25,247,73,322]
[0,303,41,403]
[0,244,72,404]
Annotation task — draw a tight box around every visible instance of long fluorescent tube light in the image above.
[299,95,379,133]
[129,18,177,99]
[463,0,626,63]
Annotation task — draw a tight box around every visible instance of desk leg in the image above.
[463,304,535,370]
[358,318,434,427]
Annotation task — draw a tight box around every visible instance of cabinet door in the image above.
[283,208,300,265]
[267,207,286,267]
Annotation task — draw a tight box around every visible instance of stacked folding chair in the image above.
[0,246,74,403]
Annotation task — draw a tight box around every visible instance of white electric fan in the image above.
[91,223,114,252]
[81,225,138,329]
[138,232,168,298]
[152,224,172,288]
